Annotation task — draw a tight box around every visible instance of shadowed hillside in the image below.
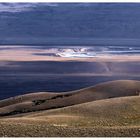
[0,96,139,137]
[21,96,140,127]
[0,80,140,116]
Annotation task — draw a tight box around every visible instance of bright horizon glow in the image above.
[0,0,139,2]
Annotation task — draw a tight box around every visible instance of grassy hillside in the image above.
[0,80,140,116]
[0,80,139,136]
[23,96,140,127]
[0,96,140,137]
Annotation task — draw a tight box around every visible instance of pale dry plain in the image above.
[0,47,140,62]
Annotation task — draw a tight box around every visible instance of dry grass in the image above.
[0,120,140,137]
[0,80,140,116]
[0,80,140,137]
[24,96,140,127]
[0,96,140,137]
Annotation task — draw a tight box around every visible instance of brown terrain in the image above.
[0,80,140,137]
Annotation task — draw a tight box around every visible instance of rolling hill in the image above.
[0,95,139,137]
[0,80,140,116]
[27,95,140,127]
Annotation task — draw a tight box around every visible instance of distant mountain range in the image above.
[1,3,140,46]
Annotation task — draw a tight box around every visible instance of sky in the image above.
[1,3,140,45]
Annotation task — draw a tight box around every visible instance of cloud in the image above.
[43,3,59,7]
[0,3,59,13]
[0,3,35,12]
